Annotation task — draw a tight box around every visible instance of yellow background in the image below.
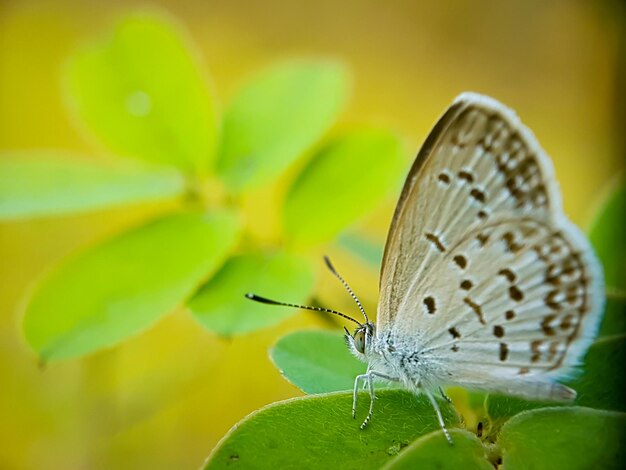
[0,1,623,468]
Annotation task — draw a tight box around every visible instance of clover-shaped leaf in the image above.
[189,251,315,336]
[382,429,492,470]
[204,390,459,470]
[8,8,407,361]
[270,330,366,393]
[0,152,184,220]
[23,210,240,361]
[498,407,626,469]
[484,393,560,427]
[284,129,406,246]
[217,60,349,193]
[337,231,384,269]
[64,13,219,173]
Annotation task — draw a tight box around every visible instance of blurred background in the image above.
[0,0,624,468]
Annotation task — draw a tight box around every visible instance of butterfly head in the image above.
[344,321,375,358]
[247,256,373,358]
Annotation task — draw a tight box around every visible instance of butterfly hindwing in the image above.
[416,217,603,381]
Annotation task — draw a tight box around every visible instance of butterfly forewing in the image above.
[378,93,604,390]
[380,95,558,330]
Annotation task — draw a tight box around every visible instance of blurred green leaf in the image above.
[217,60,349,192]
[568,334,626,412]
[0,153,184,220]
[598,298,626,337]
[270,330,366,393]
[204,390,459,470]
[337,231,383,269]
[188,251,315,336]
[284,129,406,245]
[23,210,240,361]
[498,407,626,469]
[485,394,561,429]
[64,13,219,173]
[382,429,492,470]
[589,177,626,294]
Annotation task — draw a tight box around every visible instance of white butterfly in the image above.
[248,92,605,444]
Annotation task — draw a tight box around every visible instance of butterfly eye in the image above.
[353,329,366,354]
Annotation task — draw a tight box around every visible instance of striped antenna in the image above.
[245,293,362,327]
[323,256,369,323]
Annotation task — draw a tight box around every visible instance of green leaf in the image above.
[568,334,626,412]
[188,251,315,336]
[485,394,562,431]
[23,210,240,361]
[270,330,366,393]
[64,13,219,173]
[284,129,406,245]
[0,153,184,220]
[204,390,460,470]
[337,231,383,269]
[498,407,626,469]
[382,429,492,470]
[589,177,626,294]
[598,297,626,337]
[217,60,349,192]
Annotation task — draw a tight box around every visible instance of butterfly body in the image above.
[348,326,431,389]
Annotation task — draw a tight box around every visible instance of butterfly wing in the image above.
[378,93,604,387]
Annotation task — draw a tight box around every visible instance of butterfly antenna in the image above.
[245,293,362,327]
[323,256,369,323]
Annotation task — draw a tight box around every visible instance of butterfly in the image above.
[247,92,605,444]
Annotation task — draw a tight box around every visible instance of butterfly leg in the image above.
[352,373,368,419]
[360,373,376,430]
[355,371,399,429]
[362,366,370,390]
[439,386,453,404]
[425,389,453,445]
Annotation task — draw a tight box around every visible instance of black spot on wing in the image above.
[509,285,524,301]
[423,296,436,314]
[499,343,509,361]
[458,170,474,183]
[453,254,467,269]
[470,187,486,203]
[463,297,485,324]
[425,233,446,252]
[498,268,517,283]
